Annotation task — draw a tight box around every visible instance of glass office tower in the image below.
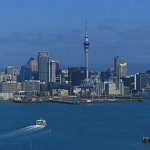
[38,52,49,90]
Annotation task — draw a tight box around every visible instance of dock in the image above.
[11,96,144,104]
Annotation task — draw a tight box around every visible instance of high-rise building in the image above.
[38,51,49,89]
[83,21,90,79]
[68,67,86,86]
[19,65,32,83]
[114,56,124,77]
[119,63,127,78]
[114,56,126,88]
[135,73,150,92]
[27,57,38,72]
[6,66,15,81]
[27,57,38,80]
[49,60,61,82]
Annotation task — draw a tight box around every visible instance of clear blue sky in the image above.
[0,0,150,68]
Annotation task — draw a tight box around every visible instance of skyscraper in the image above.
[114,56,125,78]
[19,65,32,83]
[119,63,127,78]
[38,52,49,89]
[68,67,86,86]
[83,20,90,79]
[49,60,61,82]
[114,56,127,88]
[27,57,38,72]
[27,57,38,80]
[6,66,15,81]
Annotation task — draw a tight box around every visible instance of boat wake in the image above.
[16,125,45,133]
[0,124,46,139]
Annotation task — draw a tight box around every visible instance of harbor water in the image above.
[0,100,150,150]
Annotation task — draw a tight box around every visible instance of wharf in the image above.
[11,96,144,104]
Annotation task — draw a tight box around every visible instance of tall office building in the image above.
[38,51,49,89]
[119,63,127,78]
[68,67,86,86]
[83,21,90,79]
[27,57,38,72]
[114,56,126,88]
[135,73,150,92]
[6,66,15,81]
[27,57,38,80]
[19,65,32,83]
[49,60,61,82]
[114,56,124,77]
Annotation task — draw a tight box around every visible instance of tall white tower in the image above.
[83,20,90,79]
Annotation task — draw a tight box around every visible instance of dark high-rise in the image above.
[38,52,49,89]
[19,65,32,83]
[68,67,86,86]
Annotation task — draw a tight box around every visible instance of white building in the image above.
[104,80,116,95]
[0,81,21,93]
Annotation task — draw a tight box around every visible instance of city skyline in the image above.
[0,1,150,68]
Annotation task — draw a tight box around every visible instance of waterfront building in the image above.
[38,51,49,90]
[19,65,32,83]
[0,81,21,93]
[52,89,68,97]
[22,80,40,93]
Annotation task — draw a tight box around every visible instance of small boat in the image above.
[36,119,47,126]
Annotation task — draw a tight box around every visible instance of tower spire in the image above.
[85,17,88,33]
[83,19,90,79]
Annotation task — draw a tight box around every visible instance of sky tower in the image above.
[83,20,90,79]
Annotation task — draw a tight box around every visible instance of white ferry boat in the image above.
[36,119,47,126]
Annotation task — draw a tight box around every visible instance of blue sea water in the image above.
[0,100,150,150]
